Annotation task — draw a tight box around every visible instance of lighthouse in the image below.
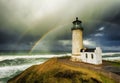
[71,17,83,61]
[70,17,102,64]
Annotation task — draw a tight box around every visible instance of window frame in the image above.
[86,53,88,58]
[91,54,94,59]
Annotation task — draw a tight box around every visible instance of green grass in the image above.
[8,58,116,83]
[100,74,115,83]
[104,60,120,67]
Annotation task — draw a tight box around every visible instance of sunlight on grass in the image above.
[8,58,116,83]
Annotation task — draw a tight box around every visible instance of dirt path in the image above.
[58,59,120,83]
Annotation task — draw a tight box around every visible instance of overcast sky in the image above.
[0,0,120,53]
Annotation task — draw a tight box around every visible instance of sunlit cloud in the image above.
[94,33,104,37]
[98,27,105,31]
[83,39,96,48]
[58,40,71,46]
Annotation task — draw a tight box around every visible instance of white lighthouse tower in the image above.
[71,17,83,61]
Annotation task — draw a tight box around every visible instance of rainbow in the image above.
[29,25,64,53]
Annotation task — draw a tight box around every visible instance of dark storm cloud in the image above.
[0,27,21,43]
[0,0,120,52]
[101,3,120,24]
[84,22,120,51]
[105,25,120,41]
[48,40,71,53]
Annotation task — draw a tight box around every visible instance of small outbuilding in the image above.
[80,47,102,65]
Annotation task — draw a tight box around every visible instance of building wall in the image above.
[72,29,83,55]
[95,47,102,64]
[80,52,97,64]
[80,47,102,65]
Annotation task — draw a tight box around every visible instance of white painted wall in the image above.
[80,47,102,65]
[72,29,83,55]
[95,47,102,64]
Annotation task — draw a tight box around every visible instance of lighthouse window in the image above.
[91,54,94,59]
[86,54,88,58]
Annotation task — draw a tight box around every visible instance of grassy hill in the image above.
[8,58,115,83]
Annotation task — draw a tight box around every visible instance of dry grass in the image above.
[8,58,115,83]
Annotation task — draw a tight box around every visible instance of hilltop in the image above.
[8,57,120,83]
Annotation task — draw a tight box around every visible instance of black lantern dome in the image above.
[71,17,83,30]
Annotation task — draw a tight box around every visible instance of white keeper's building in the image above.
[71,17,102,65]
